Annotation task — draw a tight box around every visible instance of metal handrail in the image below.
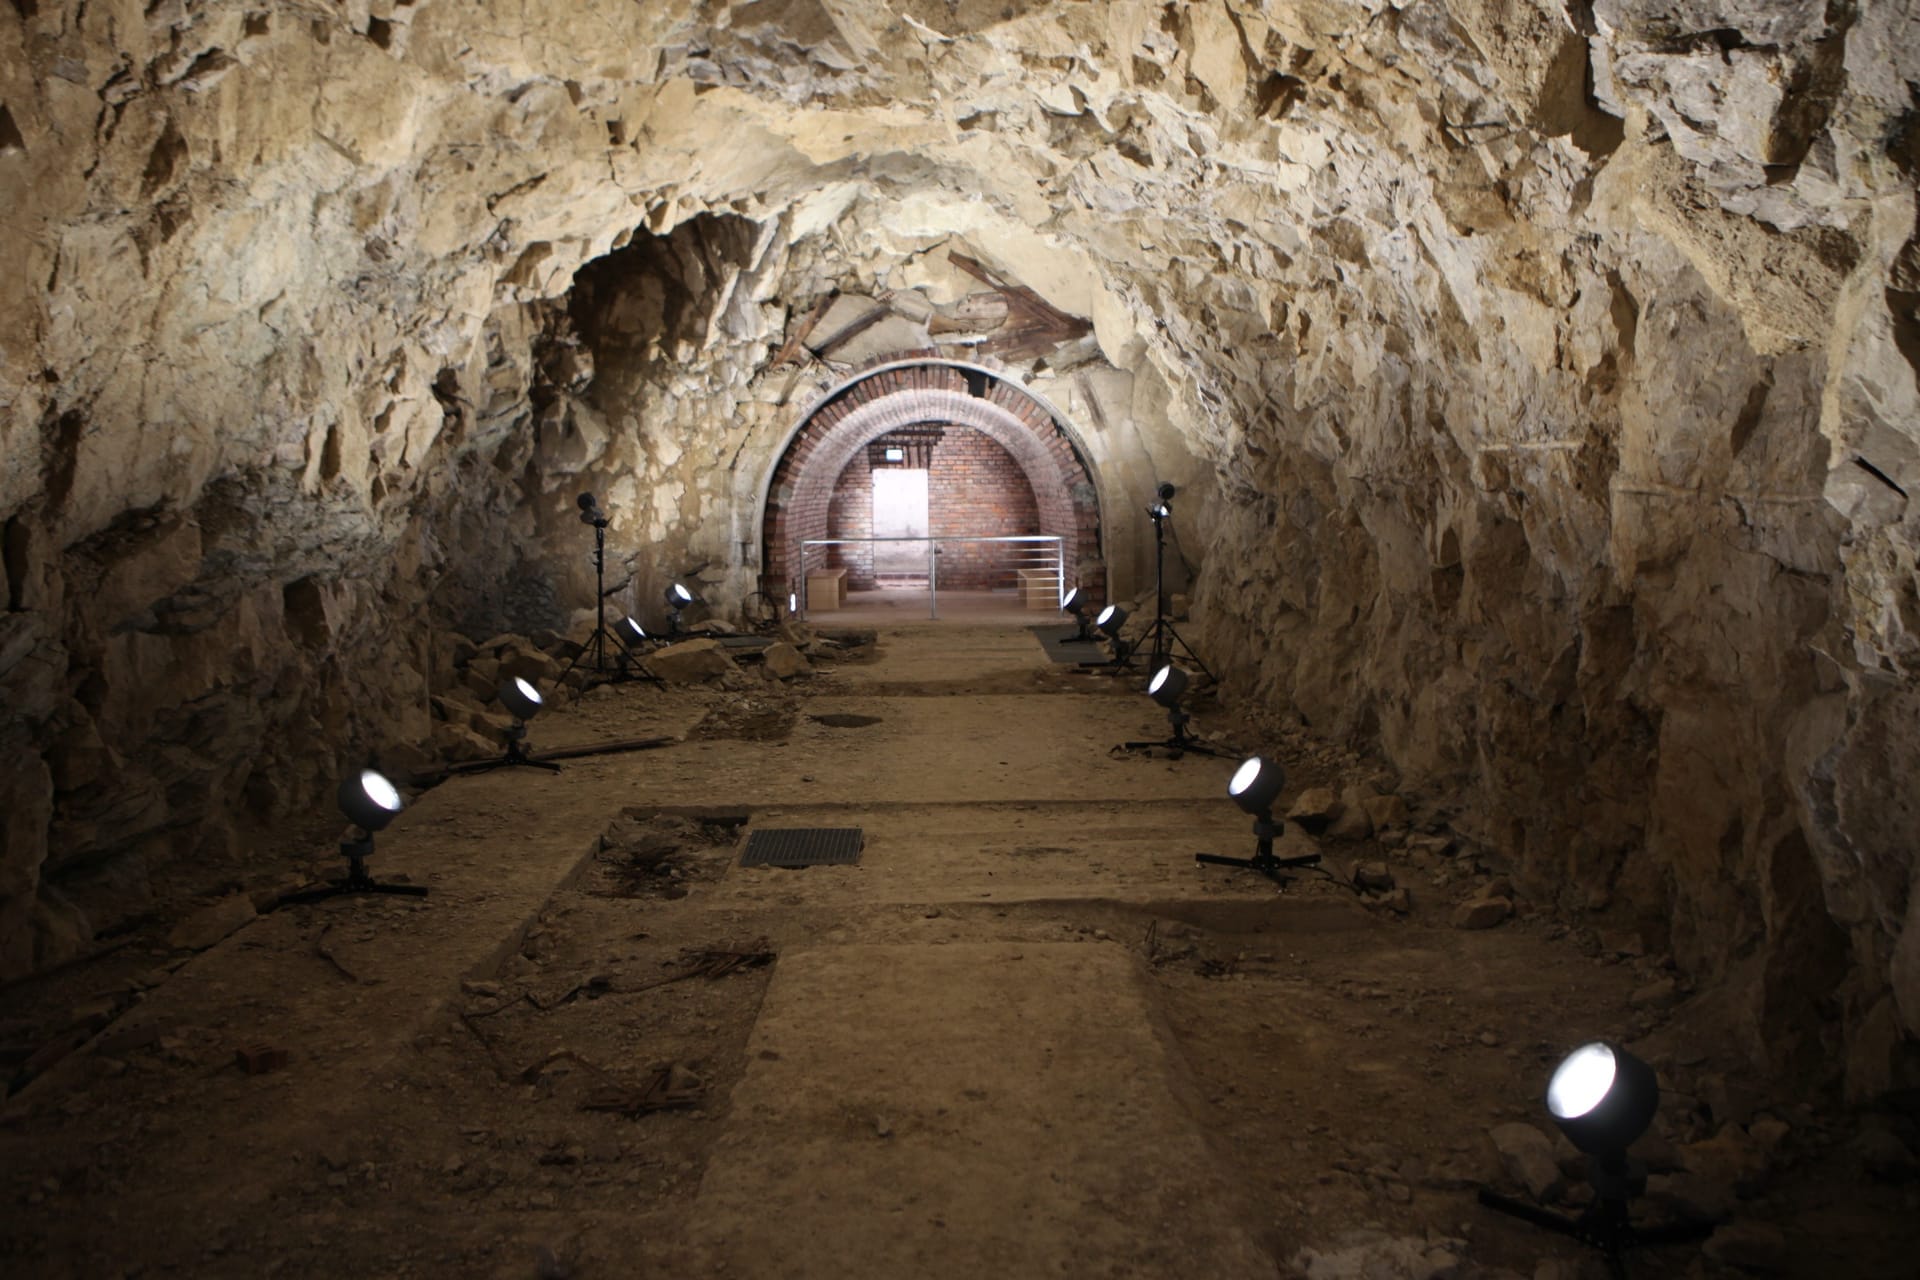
[798,534,1064,619]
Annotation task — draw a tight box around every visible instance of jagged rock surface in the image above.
[1,0,1916,1092]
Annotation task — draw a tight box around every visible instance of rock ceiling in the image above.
[2,1,1919,1092]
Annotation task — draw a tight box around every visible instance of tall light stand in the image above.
[558,493,648,686]
[1138,485,1213,680]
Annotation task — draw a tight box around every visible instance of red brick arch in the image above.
[760,356,1104,606]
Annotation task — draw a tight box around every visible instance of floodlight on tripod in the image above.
[1117,664,1230,758]
[1060,586,1099,643]
[277,768,429,905]
[1478,1042,1713,1273]
[1138,481,1213,680]
[554,492,646,687]
[1193,755,1321,885]
[665,582,697,636]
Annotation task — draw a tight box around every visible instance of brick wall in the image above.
[826,455,874,584]
[763,357,1105,608]
[824,430,1043,590]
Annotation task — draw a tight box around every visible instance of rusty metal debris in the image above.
[516,1049,705,1116]
[234,1043,290,1075]
[467,940,775,1020]
[312,923,377,986]
[581,1063,705,1116]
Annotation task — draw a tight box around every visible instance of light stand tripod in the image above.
[1119,703,1232,759]
[278,828,430,905]
[451,714,564,775]
[1477,1152,1713,1279]
[557,494,658,688]
[1194,812,1321,886]
[1139,485,1212,679]
[1117,664,1232,758]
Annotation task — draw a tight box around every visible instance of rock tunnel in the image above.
[2,0,1920,1268]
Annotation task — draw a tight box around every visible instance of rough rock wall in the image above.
[2,1,1917,1093]
[1175,0,1920,1094]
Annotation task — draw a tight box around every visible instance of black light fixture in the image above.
[1194,755,1320,885]
[1149,662,1188,709]
[665,581,697,636]
[1094,603,1135,666]
[602,614,665,685]
[278,768,429,904]
[1147,480,1175,520]
[1118,664,1230,759]
[1478,1042,1713,1270]
[464,676,562,774]
[1226,754,1287,815]
[1060,586,1099,644]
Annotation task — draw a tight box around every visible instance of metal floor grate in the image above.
[740,827,864,868]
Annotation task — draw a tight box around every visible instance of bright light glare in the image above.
[788,592,798,613]
[1149,666,1171,694]
[1547,1043,1617,1120]
[670,583,694,604]
[514,677,542,706]
[359,770,402,812]
[1097,605,1117,626]
[1063,587,1080,609]
[1229,757,1263,796]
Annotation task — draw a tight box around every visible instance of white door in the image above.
[871,468,930,576]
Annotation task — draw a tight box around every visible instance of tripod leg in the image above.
[1476,1189,1586,1239]
[368,882,431,898]
[1161,621,1214,681]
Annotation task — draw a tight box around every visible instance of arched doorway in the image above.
[760,356,1105,615]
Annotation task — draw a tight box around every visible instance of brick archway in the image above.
[761,357,1104,606]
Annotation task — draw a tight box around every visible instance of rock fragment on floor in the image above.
[1852,1127,1919,1180]
[1287,787,1341,832]
[1451,894,1512,930]
[761,642,810,679]
[1288,1229,1465,1280]
[1361,793,1408,830]
[647,638,738,682]
[1353,861,1395,892]
[1488,1121,1564,1202]
[1703,1220,1787,1271]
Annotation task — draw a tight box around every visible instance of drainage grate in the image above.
[740,827,865,868]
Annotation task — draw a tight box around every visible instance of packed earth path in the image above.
[2,605,1916,1279]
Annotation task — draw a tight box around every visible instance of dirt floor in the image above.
[2,598,1918,1279]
